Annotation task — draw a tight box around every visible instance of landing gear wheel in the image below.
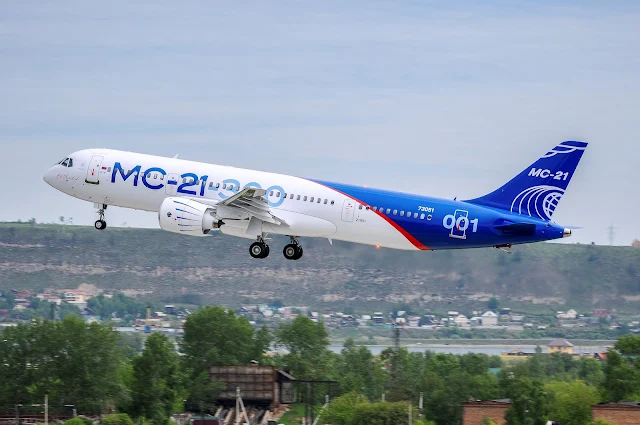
[283,244,303,260]
[250,242,269,259]
[94,220,107,230]
[283,244,297,260]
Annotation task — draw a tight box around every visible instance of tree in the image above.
[181,307,268,407]
[488,297,499,311]
[275,315,331,379]
[0,317,125,413]
[603,349,640,401]
[321,392,368,425]
[500,371,547,425]
[100,414,134,425]
[336,339,387,401]
[545,381,600,425]
[130,333,182,425]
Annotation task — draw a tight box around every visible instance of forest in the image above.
[1,307,638,425]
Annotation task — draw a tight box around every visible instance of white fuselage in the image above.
[44,149,419,250]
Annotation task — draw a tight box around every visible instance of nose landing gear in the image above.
[94,204,107,230]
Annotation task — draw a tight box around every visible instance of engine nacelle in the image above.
[158,197,221,237]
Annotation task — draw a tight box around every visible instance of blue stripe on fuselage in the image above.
[308,178,565,249]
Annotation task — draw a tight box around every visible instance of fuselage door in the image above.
[166,173,180,196]
[85,155,103,184]
[341,199,356,222]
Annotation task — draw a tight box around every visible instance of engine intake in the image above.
[158,197,221,236]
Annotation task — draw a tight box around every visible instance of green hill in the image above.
[1,223,639,314]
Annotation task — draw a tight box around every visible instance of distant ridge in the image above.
[0,223,639,313]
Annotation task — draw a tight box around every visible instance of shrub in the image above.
[100,414,134,425]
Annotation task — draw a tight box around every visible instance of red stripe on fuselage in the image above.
[310,180,432,251]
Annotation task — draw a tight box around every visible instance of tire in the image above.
[94,220,106,230]
[294,245,303,260]
[250,242,268,259]
[283,244,297,260]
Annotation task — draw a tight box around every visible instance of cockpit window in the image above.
[67,158,73,167]
[60,158,69,167]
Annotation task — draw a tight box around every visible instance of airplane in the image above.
[43,141,587,260]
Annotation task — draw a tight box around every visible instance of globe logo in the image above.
[542,192,562,220]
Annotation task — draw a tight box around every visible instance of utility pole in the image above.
[608,224,616,246]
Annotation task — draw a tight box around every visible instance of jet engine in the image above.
[158,197,221,236]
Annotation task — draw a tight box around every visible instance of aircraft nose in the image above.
[43,168,55,187]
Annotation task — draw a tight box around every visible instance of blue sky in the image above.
[2,1,639,245]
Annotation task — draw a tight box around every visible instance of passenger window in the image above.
[373,207,378,211]
[303,196,307,201]
[160,175,164,180]
[393,210,397,215]
[270,191,274,196]
[216,183,220,188]
[400,211,404,216]
[331,201,335,205]
[427,214,433,220]
[228,184,233,190]
[317,198,321,203]
[290,194,294,199]
[297,195,301,200]
[154,174,157,179]
[310,197,314,202]
[420,213,425,219]
[108,167,112,172]
[366,206,370,210]
[183,178,187,183]
[386,208,391,214]
[358,204,363,210]
[277,192,281,197]
[223,183,227,189]
[324,199,327,204]
[414,212,418,219]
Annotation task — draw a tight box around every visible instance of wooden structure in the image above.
[209,365,295,407]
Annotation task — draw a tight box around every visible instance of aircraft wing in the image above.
[219,187,285,225]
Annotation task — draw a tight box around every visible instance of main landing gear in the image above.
[249,236,304,260]
[249,238,270,259]
[283,237,303,261]
[94,204,107,230]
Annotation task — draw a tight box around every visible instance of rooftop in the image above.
[548,338,574,347]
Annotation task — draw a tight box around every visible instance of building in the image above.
[592,402,640,425]
[372,312,385,325]
[481,311,498,326]
[454,315,470,328]
[408,316,421,327]
[547,339,574,355]
[462,399,511,425]
[209,365,295,408]
[63,290,87,303]
[594,353,608,361]
[592,309,611,319]
[556,309,578,320]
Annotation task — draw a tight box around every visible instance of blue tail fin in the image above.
[465,141,588,221]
